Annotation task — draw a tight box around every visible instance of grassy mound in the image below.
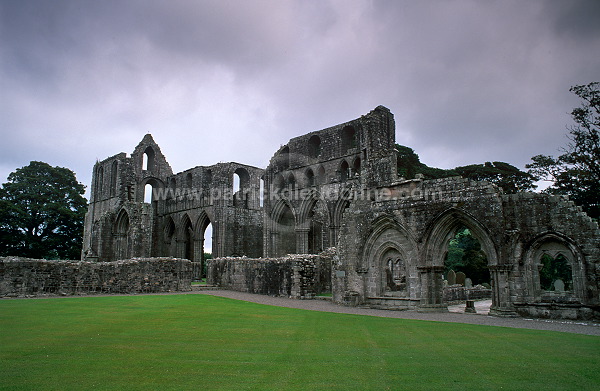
[1,294,598,390]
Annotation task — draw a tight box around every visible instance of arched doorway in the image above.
[180,214,194,261]
[196,212,213,280]
[361,216,418,305]
[114,209,130,261]
[423,209,498,311]
[163,217,176,257]
[271,201,296,256]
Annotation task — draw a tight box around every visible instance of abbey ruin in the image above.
[81,106,600,320]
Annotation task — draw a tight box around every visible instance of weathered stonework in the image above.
[0,257,191,297]
[206,250,332,299]
[82,106,600,320]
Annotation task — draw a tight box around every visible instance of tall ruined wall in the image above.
[263,106,397,257]
[82,134,265,270]
[207,249,334,298]
[0,257,192,297]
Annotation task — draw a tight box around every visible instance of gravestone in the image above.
[456,272,466,286]
[447,270,456,285]
[554,279,565,292]
[465,278,473,289]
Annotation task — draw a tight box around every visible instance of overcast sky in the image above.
[1,0,599,198]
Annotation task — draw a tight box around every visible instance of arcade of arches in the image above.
[83,107,600,320]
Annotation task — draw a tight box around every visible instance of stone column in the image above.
[193,238,204,280]
[417,265,447,312]
[488,264,518,317]
[270,232,278,257]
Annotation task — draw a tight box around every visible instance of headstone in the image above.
[447,270,456,285]
[465,278,473,289]
[554,279,564,292]
[456,272,466,286]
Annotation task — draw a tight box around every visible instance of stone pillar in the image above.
[270,232,278,257]
[418,265,447,312]
[488,264,518,317]
[193,238,204,280]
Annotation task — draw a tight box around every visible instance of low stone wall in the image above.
[207,249,333,298]
[0,257,192,297]
[444,285,492,303]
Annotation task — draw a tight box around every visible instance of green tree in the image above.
[395,145,534,193]
[0,161,87,259]
[395,144,457,180]
[445,228,489,284]
[527,82,600,219]
[454,161,537,193]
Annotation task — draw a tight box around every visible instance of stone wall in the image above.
[0,257,192,297]
[444,286,492,303]
[207,249,333,298]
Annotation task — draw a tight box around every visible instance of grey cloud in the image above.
[1,0,598,193]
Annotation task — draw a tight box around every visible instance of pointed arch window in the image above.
[142,147,155,171]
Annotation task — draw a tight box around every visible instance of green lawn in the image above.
[1,295,598,391]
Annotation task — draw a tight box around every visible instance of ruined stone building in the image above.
[83,106,600,319]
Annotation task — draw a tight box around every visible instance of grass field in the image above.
[1,294,599,390]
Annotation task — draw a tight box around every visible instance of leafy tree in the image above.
[395,145,535,193]
[395,145,457,180]
[454,161,537,193]
[0,161,87,259]
[527,82,600,219]
[445,228,489,284]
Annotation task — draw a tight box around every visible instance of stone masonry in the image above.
[81,106,600,320]
[0,257,191,297]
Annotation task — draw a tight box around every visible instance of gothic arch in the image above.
[360,215,419,298]
[110,160,118,197]
[422,208,499,268]
[194,210,213,278]
[339,160,350,182]
[114,208,131,260]
[331,187,353,246]
[305,168,315,187]
[163,216,176,257]
[179,213,194,261]
[95,165,104,200]
[522,232,586,302]
[141,177,165,203]
[269,199,296,256]
[298,190,330,254]
[142,146,156,171]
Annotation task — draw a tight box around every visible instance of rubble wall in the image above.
[0,257,192,297]
[207,249,333,298]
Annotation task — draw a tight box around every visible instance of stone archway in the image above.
[422,209,499,311]
[270,200,296,256]
[522,233,586,305]
[163,216,176,257]
[360,216,419,307]
[114,209,130,261]
[297,191,330,254]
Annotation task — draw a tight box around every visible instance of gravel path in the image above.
[196,290,600,336]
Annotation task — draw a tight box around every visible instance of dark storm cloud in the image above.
[1,0,599,194]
